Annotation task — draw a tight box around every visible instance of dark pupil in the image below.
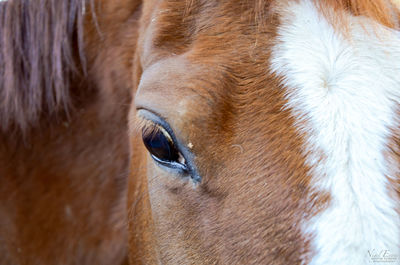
[142,128,180,163]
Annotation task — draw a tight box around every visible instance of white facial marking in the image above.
[272,1,400,264]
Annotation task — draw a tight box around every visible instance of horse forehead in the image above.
[140,0,272,63]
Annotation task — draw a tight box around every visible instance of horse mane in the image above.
[0,0,86,132]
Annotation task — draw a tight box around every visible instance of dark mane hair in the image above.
[0,0,86,132]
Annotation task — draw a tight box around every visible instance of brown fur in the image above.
[128,0,400,264]
[316,0,400,29]
[0,0,141,264]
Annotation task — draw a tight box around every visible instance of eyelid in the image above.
[133,113,159,135]
[139,119,173,145]
[135,109,174,139]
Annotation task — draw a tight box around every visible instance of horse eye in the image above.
[142,125,187,171]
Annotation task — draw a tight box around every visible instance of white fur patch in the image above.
[271,1,400,264]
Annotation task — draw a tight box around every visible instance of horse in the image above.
[0,0,141,264]
[128,0,400,264]
[1,0,399,264]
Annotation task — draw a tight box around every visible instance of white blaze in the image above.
[271,1,400,264]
